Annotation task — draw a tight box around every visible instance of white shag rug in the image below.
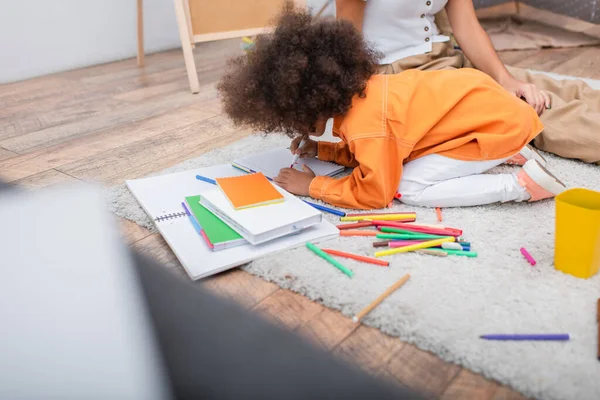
[108,72,600,400]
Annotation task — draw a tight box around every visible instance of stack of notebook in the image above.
[126,148,343,280]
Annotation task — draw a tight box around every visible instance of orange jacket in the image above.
[309,68,544,209]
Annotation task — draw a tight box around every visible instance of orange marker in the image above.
[340,230,378,237]
[336,221,373,230]
[322,248,389,266]
[436,207,443,222]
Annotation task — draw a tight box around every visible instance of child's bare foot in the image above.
[517,160,566,202]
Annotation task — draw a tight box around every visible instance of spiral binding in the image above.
[154,212,186,222]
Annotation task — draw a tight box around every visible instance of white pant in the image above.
[399,154,530,208]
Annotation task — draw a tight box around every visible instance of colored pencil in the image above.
[336,221,373,230]
[377,233,444,240]
[597,299,600,361]
[520,247,537,266]
[372,240,391,248]
[196,174,217,185]
[340,230,378,237]
[302,200,346,217]
[375,237,455,257]
[340,214,416,222]
[306,242,353,278]
[417,249,448,257]
[480,334,569,341]
[322,248,389,266]
[436,207,443,222]
[374,220,462,236]
[353,274,411,323]
[344,212,416,217]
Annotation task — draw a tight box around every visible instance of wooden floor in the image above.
[2,40,600,399]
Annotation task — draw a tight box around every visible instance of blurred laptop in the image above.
[0,184,172,400]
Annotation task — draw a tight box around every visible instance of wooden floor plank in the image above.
[131,233,188,277]
[441,370,500,400]
[0,89,216,153]
[12,169,79,190]
[384,343,461,399]
[296,308,359,351]
[0,96,127,141]
[333,325,404,375]
[0,147,16,161]
[253,289,324,331]
[202,269,279,309]
[119,217,153,245]
[0,77,82,109]
[58,115,250,185]
[491,386,530,400]
[0,104,216,182]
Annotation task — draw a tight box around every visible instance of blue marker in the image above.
[480,334,569,341]
[302,200,346,217]
[196,175,216,185]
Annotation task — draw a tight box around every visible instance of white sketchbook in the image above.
[200,185,322,245]
[232,147,345,180]
[126,165,338,280]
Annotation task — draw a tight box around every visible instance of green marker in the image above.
[380,227,422,235]
[442,249,478,257]
[306,242,354,278]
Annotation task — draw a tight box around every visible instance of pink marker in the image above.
[520,247,536,266]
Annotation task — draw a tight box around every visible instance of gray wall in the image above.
[0,0,181,84]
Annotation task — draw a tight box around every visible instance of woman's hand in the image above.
[290,137,318,159]
[499,77,551,115]
[274,165,316,196]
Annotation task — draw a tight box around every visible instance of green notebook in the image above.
[184,195,246,251]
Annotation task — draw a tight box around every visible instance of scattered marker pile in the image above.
[336,211,475,259]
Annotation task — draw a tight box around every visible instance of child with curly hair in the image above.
[217,2,566,210]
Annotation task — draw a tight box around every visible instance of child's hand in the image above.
[290,137,317,159]
[274,165,316,196]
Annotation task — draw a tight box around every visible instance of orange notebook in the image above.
[216,173,285,210]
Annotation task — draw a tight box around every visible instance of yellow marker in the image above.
[340,214,416,222]
[241,36,254,44]
[375,237,455,257]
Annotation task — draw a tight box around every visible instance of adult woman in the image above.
[335,0,600,164]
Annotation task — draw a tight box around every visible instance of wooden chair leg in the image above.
[174,0,200,93]
[137,0,145,67]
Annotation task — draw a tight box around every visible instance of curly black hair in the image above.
[217,1,381,136]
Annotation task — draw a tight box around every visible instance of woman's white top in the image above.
[361,0,450,64]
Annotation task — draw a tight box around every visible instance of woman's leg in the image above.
[506,66,600,164]
[399,154,565,208]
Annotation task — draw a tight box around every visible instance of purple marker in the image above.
[480,334,569,341]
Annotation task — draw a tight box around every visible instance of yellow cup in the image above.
[554,188,600,279]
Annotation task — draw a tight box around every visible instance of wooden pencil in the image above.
[322,248,389,266]
[339,230,378,237]
[417,249,448,257]
[336,221,373,230]
[353,274,411,323]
